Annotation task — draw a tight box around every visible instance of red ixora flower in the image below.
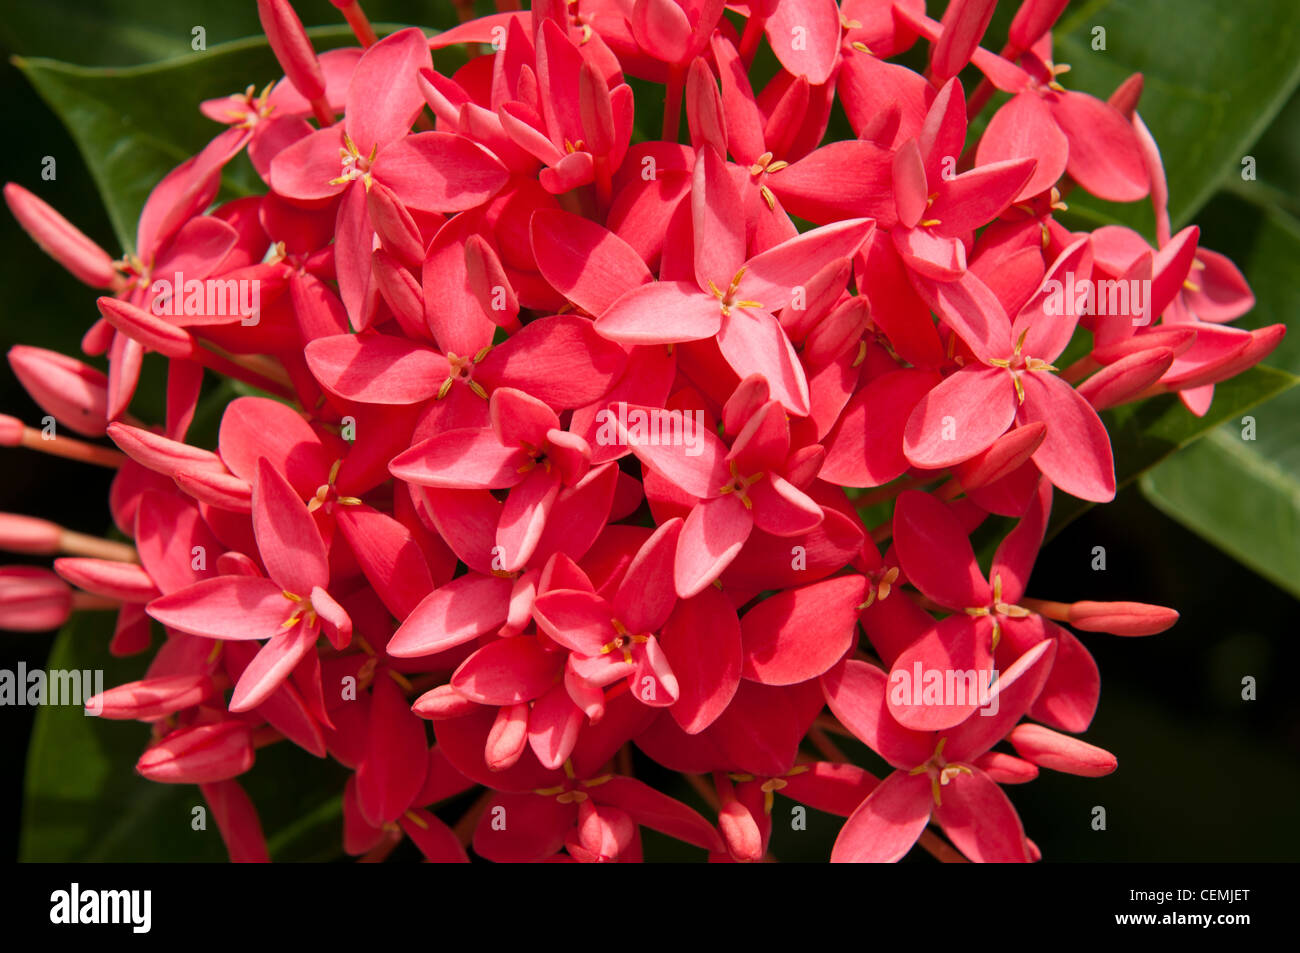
[0,0,1278,864]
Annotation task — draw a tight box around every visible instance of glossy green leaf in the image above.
[1049,364,1299,537]
[20,612,347,862]
[1052,0,1300,236]
[1141,207,1300,597]
[13,24,419,254]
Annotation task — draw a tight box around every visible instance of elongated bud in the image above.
[715,773,763,862]
[107,421,224,479]
[1108,73,1144,119]
[88,674,214,720]
[366,182,426,271]
[4,184,119,289]
[8,346,110,437]
[1067,600,1179,636]
[0,566,73,631]
[0,514,136,561]
[464,235,519,329]
[371,248,427,339]
[97,296,196,359]
[1078,347,1174,411]
[931,0,998,82]
[1165,324,1286,392]
[257,0,327,102]
[0,414,23,446]
[54,557,160,602]
[572,799,636,862]
[804,297,869,366]
[200,780,271,863]
[0,513,61,554]
[1009,723,1118,777]
[172,467,254,513]
[685,57,726,156]
[412,683,479,719]
[485,701,530,770]
[1092,326,1195,364]
[972,750,1039,784]
[1007,0,1071,52]
[954,421,1047,490]
[137,721,255,783]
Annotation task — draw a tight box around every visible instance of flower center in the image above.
[517,439,553,475]
[707,268,763,317]
[306,459,362,514]
[858,565,900,609]
[437,347,492,400]
[718,459,765,509]
[330,133,376,189]
[908,737,971,806]
[988,329,1058,403]
[963,574,1031,650]
[601,619,648,664]
[281,590,318,629]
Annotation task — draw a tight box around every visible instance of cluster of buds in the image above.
[1,0,1278,862]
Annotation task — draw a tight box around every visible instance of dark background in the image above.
[1,1,1297,862]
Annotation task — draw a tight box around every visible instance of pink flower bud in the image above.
[0,513,61,554]
[412,684,479,719]
[1007,0,1071,52]
[803,296,869,365]
[3,184,118,288]
[931,0,998,82]
[106,422,224,479]
[54,557,160,602]
[954,422,1046,490]
[257,0,327,102]
[136,721,255,784]
[0,566,73,631]
[1067,600,1179,636]
[1109,73,1145,119]
[97,297,197,360]
[1078,347,1174,411]
[8,346,110,437]
[88,674,214,720]
[0,414,23,446]
[1009,723,1118,777]
[485,702,529,770]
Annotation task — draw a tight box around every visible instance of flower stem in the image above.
[13,426,127,468]
[340,0,379,46]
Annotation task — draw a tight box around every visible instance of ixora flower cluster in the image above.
[0,0,1282,863]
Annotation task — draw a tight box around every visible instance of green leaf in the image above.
[13,25,405,254]
[1053,0,1300,235]
[1049,363,1299,538]
[1140,207,1300,597]
[21,611,347,862]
